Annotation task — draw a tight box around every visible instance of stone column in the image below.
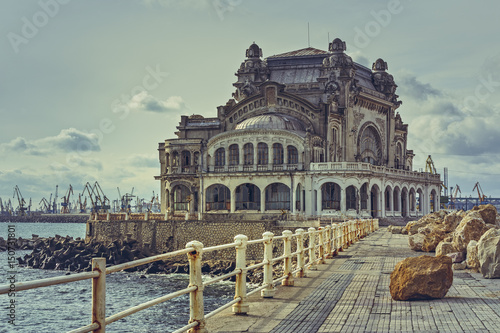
[340,186,346,216]
[260,187,266,212]
[230,187,236,213]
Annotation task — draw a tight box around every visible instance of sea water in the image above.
[0,222,235,333]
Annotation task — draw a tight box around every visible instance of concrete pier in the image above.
[206,228,500,332]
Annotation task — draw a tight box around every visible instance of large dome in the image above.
[235,114,306,132]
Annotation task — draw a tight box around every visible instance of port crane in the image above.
[117,187,135,212]
[425,155,437,174]
[39,197,51,213]
[52,185,58,214]
[82,181,110,213]
[77,194,87,213]
[0,198,7,215]
[448,185,462,209]
[472,182,488,204]
[13,185,27,216]
[60,184,73,214]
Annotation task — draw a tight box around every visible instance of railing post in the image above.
[186,241,207,333]
[282,230,294,286]
[295,229,305,278]
[318,227,325,264]
[92,258,106,333]
[261,232,276,298]
[324,226,332,259]
[308,227,317,270]
[232,235,249,314]
[333,224,339,255]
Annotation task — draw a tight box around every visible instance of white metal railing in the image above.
[309,162,441,181]
[0,219,378,333]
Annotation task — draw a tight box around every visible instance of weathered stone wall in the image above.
[86,219,311,260]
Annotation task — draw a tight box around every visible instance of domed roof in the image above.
[235,114,306,132]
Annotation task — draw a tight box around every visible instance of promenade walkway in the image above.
[206,228,500,333]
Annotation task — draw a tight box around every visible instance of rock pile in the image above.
[402,204,500,278]
[15,235,284,284]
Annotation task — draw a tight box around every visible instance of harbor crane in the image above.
[0,198,7,215]
[39,197,51,213]
[13,185,27,216]
[117,187,135,212]
[425,155,437,174]
[82,181,110,213]
[60,184,73,214]
[472,182,488,204]
[52,185,59,214]
[448,185,462,209]
[77,194,87,213]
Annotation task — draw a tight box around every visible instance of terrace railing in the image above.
[0,219,378,333]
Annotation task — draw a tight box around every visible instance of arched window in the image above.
[346,186,357,210]
[215,148,225,166]
[272,143,283,165]
[173,185,190,211]
[172,151,179,166]
[359,126,382,165]
[243,143,253,165]
[206,184,230,211]
[235,183,260,210]
[229,144,239,165]
[287,146,298,164]
[257,143,268,165]
[265,183,290,210]
[193,151,199,165]
[181,151,190,167]
[321,182,341,210]
[396,142,403,169]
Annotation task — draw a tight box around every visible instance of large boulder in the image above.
[390,255,453,301]
[477,228,500,278]
[471,204,498,225]
[466,240,480,271]
[421,226,448,252]
[405,211,445,235]
[452,211,492,253]
[408,233,425,251]
[436,241,456,257]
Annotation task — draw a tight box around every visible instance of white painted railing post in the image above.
[308,227,317,270]
[232,235,249,314]
[261,232,276,298]
[295,229,305,278]
[324,225,332,259]
[282,230,294,286]
[318,227,325,264]
[186,241,207,333]
[92,258,106,333]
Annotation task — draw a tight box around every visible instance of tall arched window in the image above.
[359,126,382,165]
[206,184,230,211]
[257,143,268,165]
[287,146,298,164]
[173,184,190,211]
[215,148,225,166]
[243,143,253,165]
[346,186,357,210]
[265,183,290,210]
[321,182,341,210]
[273,143,283,165]
[235,183,261,210]
[229,144,239,165]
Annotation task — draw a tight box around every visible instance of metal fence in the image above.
[0,219,378,333]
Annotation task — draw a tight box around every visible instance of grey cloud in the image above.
[124,91,185,113]
[126,154,158,168]
[0,128,101,156]
[397,73,442,101]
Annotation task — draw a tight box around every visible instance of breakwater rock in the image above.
[15,236,283,284]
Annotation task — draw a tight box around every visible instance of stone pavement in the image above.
[205,228,500,333]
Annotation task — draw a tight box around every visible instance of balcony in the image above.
[209,163,304,173]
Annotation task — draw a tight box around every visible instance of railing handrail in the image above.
[0,218,379,332]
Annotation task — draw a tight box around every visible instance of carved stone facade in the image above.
[156,39,442,220]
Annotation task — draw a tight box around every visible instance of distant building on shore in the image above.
[155,38,441,220]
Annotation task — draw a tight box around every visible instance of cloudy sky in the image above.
[1,0,500,211]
